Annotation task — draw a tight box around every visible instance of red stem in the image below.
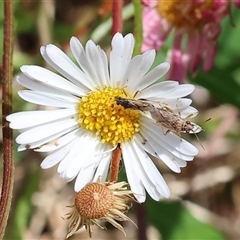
[112,0,123,36]
[0,0,14,238]
[135,203,148,240]
[109,147,122,182]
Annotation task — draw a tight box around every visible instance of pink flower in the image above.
[142,0,237,83]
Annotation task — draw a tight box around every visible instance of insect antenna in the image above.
[203,118,211,123]
[193,132,205,150]
[193,118,211,150]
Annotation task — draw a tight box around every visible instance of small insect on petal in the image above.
[115,96,204,148]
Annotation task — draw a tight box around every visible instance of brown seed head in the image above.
[65,181,136,239]
[75,182,114,219]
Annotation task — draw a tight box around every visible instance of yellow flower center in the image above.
[77,87,140,146]
[157,0,215,32]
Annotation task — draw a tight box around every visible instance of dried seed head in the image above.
[65,181,136,238]
[75,182,114,219]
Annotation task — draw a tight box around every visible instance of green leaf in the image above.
[217,8,240,67]
[146,200,226,240]
[53,22,75,43]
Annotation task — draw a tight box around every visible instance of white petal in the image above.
[85,40,110,86]
[57,137,86,177]
[121,142,146,202]
[141,116,199,156]
[71,37,110,87]
[124,50,155,91]
[7,109,76,129]
[74,163,96,191]
[134,133,157,157]
[70,37,96,89]
[57,128,85,147]
[178,106,199,118]
[40,45,91,90]
[137,129,182,172]
[142,83,194,100]
[135,132,187,171]
[17,74,79,102]
[162,84,195,99]
[59,146,84,180]
[74,143,107,191]
[18,145,28,151]
[110,33,134,87]
[57,132,99,179]
[40,137,78,169]
[93,151,112,182]
[138,62,170,91]
[36,128,84,152]
[16,118,78,144]
[122,141,169,201]
[137,129,193,162]
[186,122,202,134]
[19,124,77,150]
[158,98,192,110]
[174,158,188,168]
[18,90,76,108]
[62,135,100,180]
[136,80,179,99]
[20,65,85,96]
[132,139,170,198]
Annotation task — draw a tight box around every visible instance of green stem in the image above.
[133,0,143,56]
[0,0,14,238]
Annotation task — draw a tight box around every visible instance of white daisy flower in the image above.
[7,33,200,203]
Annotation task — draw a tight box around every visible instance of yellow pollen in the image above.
[157,0,215,32]
[77,87,140,145]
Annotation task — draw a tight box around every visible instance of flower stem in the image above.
[135,203,148,240]
[133,0,143,56]
[111,0,123,35]
[0,0,14,238]
[109,147,122,182]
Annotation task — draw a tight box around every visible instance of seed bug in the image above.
[150,106,204,148]
[115,96,203,148]
[115,97,153,112]
[149,106,200,135]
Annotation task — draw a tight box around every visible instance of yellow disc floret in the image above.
[77,87,140,146]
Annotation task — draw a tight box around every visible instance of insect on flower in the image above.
[115,96,203,148]
[7,32,201,203]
